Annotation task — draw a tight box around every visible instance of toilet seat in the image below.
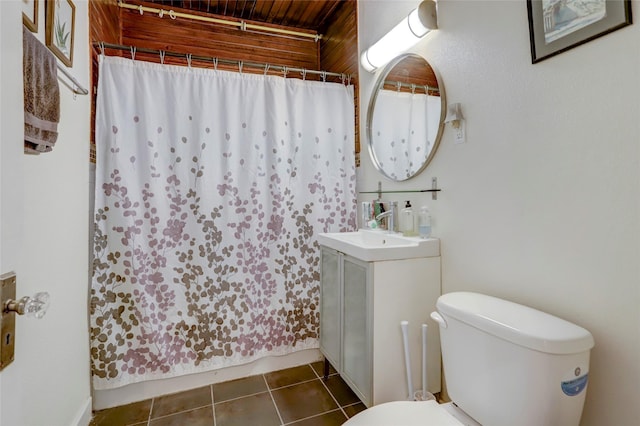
[343,400,466,426]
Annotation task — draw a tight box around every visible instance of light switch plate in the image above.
[0,272,16,370]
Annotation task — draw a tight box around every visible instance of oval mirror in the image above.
[366,53,446,181]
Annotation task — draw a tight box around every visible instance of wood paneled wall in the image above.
[384,55,441,96]
[89,0,360,157]
[120,1,320,71]
[89,0,121,161]
[319,0,360,156]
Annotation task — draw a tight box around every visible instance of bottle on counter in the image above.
[418,206,432,239]
[400,200,415,236]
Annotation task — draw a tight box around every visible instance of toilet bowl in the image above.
[344,400,480,426]
[342,292,594,426]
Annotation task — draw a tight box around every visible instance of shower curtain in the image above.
[91,56,356,390]
[371,89,440,180]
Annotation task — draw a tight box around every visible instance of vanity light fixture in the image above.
[360,0,438,73]
[444,103,466,144]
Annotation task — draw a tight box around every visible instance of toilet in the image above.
[344,292,595,426]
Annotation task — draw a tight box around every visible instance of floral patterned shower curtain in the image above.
[91,56,356,390]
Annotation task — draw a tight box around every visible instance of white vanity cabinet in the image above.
[319,245,441,407]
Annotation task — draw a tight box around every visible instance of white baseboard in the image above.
[93,349,322,410]
[71,396,93,426]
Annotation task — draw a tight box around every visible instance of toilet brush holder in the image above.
[413,390,436,402]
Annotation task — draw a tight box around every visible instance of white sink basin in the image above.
[317,229,440,261]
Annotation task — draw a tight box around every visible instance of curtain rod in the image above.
[384,80,440,94]
[95,42,352,83]
[57,63,89,95]
[118,1,322,42]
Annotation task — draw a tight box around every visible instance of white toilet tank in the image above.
[432,292,594,426]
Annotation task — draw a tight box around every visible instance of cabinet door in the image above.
[342,256,372,405]
[319,248,341,370]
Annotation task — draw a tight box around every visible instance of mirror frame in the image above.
[366,53,446,181]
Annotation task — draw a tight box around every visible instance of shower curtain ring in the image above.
[283,66,289,78]
[159,50,166,64]
[213,57,218,70]
[411,84,416,94]
[321,71,327,82]
[138,5,144,15]
[159,9,164,18]
[130,46,136,61]
[169,10,176,19]
[264,64,270,75]
[347,74,352,86]
[186,54,192,69]
[301,69,307,81]
[99,42,105,57]
[238,61,243,73]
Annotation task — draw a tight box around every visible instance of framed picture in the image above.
[22,0,39,32]
[527,0,632,63]
[45,0,76,67]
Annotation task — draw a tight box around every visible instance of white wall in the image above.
[358,1,640,425]
[0,1,92,425]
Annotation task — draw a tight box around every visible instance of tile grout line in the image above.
[211,384,217,426]
[263,373,286,425]
[311,362,350,421]
[145,403,214,423]
[268,375,328,392]
[147,397,155,426]
[282,407,346,426]
[214,389,272,404]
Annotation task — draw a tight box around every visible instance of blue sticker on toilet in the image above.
[561,374,588,396]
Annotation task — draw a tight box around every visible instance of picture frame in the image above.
[527,0,632,63]
[22,0,39,32]
[45,0,76,67]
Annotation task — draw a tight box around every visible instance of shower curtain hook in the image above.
[238,61,243,73]
[158,9,164,18]
[321,71,327,83]
[264,64,270,75]
[340,73,345,85]
[424,85,429,95]
[186,53,192,69]
[396,81,402,92]
[347,74,352,86]
[411,84,416,94]
[282,66,289,78]
[159,50,166,64]
[301,69,307,81]
[99,42,105,57]
[138,5,144,15]
[169,9,176,19]
[213,57,218,70]
[130,46,136,61]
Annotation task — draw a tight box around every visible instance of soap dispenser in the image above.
[400,201,415,236]
[418,206,432,239]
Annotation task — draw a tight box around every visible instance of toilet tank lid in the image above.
[436,292,594,355]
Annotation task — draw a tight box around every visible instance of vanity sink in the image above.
[317,229,439,261]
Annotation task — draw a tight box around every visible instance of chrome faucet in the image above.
[374,201,398,233]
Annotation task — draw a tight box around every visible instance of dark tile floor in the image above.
[91,361,366,426]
